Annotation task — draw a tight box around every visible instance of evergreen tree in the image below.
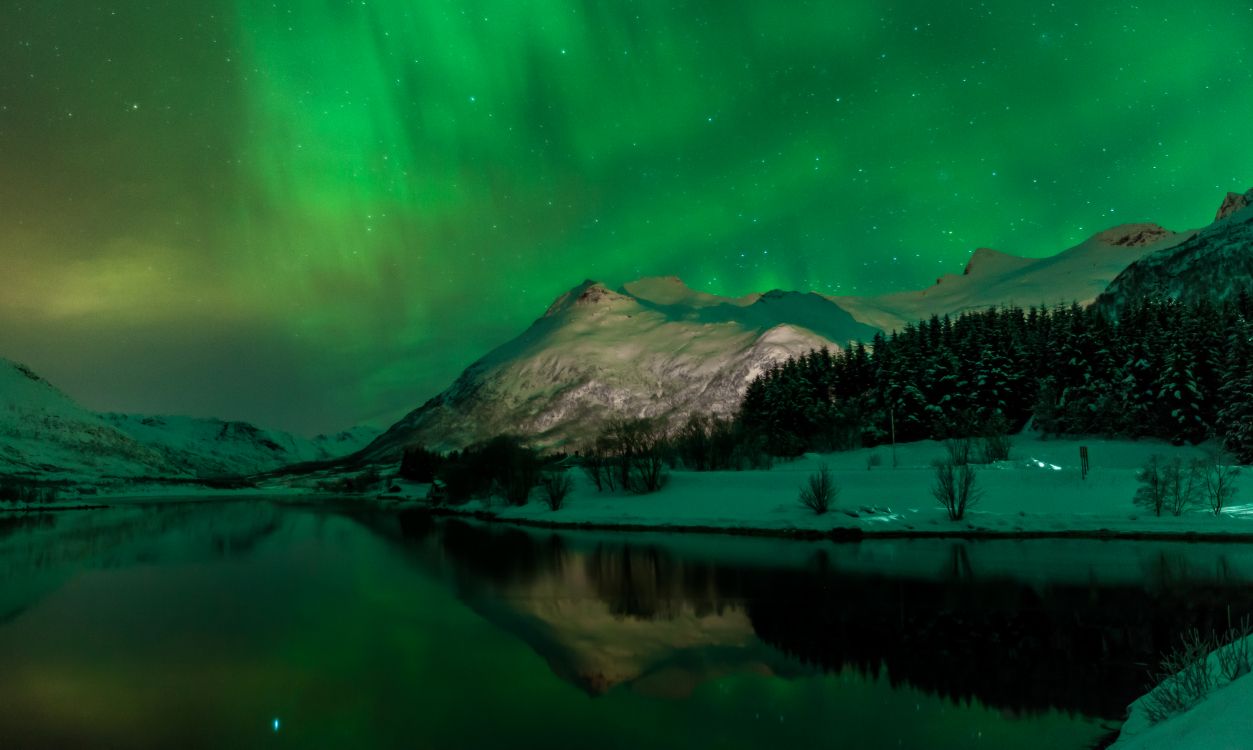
[1155,338,1207,445]
[1218,323,1253,462]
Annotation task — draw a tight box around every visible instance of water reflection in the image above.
[382,510,1253,720]
[0,502,285,625]
[4,501,1252,749]
[386,513,786,696]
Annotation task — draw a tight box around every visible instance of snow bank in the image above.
[425,435,1253,539]
[1112,634,1253,749]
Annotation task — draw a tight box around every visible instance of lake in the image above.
[4,500,1252,748]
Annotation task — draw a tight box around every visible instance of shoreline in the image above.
[405,503,1253,543]
[0,503,113,514]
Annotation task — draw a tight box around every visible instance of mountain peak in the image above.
[1216,189,1253,221]
[962,248,1020,276]
[1093,223,1173,248]
[543,280,628,317]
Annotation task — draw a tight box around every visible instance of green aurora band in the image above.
[2,0,1253,431]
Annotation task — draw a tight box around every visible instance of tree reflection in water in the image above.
[388,510,1253,720]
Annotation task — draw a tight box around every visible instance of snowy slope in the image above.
[830,223,1186,332]
[1112,630,1253,749]
[0,358,379,481]
[1096,188,1253,315]
[363,278,878,456]
[0,359,178,480]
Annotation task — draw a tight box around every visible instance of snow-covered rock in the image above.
[1215,189,1253,221]
[362,278,878,455]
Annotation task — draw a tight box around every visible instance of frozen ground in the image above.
[426,435,1253,538]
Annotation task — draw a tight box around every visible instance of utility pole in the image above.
[891,404,897,469]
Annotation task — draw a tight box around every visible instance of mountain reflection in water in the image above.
[385,509,1253,719]
[3,501,1251,749]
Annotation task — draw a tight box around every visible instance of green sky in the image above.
[2,0,1251,433]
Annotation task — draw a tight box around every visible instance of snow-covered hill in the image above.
[0,358,378,481]
[830,223,1186,332]
[0,359,177,480]
[1096,188,1253,315]
[363,277,878,456]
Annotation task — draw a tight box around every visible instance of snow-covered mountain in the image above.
[363,219,1194,454]
[0,359,177,480]
[13,186,1245,467]
[1096,188,1253,315]
[0,358,378,481]
[829,223,1187,332]
[363,277,878,456]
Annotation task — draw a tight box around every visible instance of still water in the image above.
[3,500,1252,748]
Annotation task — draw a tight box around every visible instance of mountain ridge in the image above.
[0,357,378,481]
[359,188,1252,455]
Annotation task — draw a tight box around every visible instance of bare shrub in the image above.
[1217,612,1253,683]
[1162,458,1200,516]
[600,418,670,494]
[1201,451,1242,516]
[933,460,980,521]
[1134,455,1167,516]
[944,438,973,466]
[1142,628,1214,725]
[799,464,838,515]
[582,447,608,492]
[632,456,668,493]
[540,470,574,511]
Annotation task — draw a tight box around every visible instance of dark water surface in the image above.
[4,500,1253,749]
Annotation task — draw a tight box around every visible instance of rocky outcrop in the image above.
[1096,189,1253,316]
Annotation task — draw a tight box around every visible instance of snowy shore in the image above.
[1110,631,1253,749]
[9,434,1251,543]
[403,435,1253,541]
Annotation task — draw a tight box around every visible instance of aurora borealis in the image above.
[3,1,1253,433]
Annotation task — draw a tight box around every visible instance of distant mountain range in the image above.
[831,222,1185,332]
[364,188,1251,455]
[4,186,1250,479]
[0,358,378,483]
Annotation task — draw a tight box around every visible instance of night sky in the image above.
[2,1,1252,434]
